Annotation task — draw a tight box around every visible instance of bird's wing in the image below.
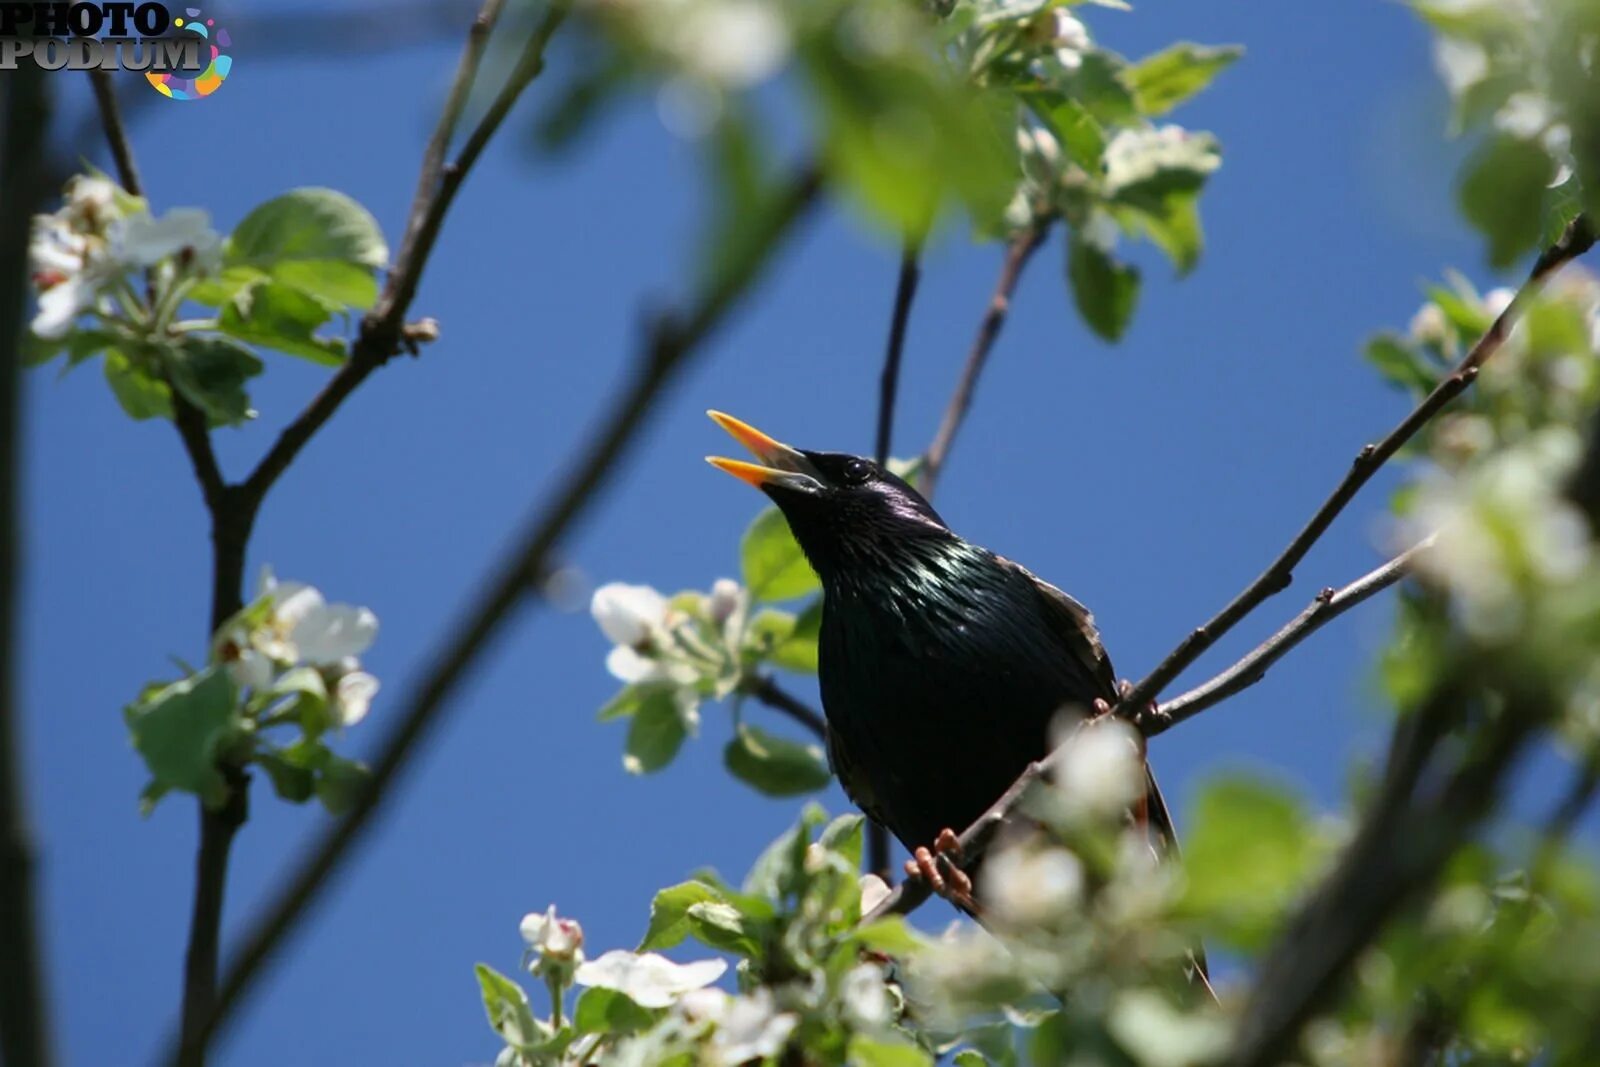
[995,555,1119,699]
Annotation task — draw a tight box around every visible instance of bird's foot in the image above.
[1113,679,1161,723]
[904,829,977,912]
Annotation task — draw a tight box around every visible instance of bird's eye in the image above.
[842,458,873,485]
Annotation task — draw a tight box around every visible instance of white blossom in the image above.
[1051,715,1146,819]
[291,602,379,665]
[859,873,891,916]
[708,578,743,626]
[678,986,730,1024]
[574,950,726,1009]
[592,582,669,647]
[333,671,380,727]
[840,963,892,1029]
[1409,303,1450,347]
[520,905,585,962]
[111,207,220,269]
[227,648,275,691]
[983,843,1085,925]
[674,1,789,87]
[1433,37,1488,97]
[709,990,798,1066]
[1050,9,1090,71]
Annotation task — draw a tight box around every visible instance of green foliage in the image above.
[742,506,821,602]
[123,667,242,811]
[25,176,388,428]
[1067,230,1139,341]
[1415,0,1597,266]
[724,723,832,796]
[1123,43,1242,117]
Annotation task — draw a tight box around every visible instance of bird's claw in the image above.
[904,828,976,911]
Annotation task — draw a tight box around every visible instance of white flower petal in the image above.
[227,649,276,691]
[574,950,726,1009]
[712,990,797,1065]
[113,207,220,268]
[30,275,93,339]
[333,671,379,727]
[1052,716,1145,819]
[984,845,1085,924]
[591,583,669,647]
[292,603,378,665]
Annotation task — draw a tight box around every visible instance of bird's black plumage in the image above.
[705,414,1180,871]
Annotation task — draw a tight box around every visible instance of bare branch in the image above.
[922,217,1052,499]
[0,62,58,1067]
[177,165,824,1064]
[240,1,567,507]
[1143,536,1435,737]
[744,676,826,740]
[1113,215,1596,720]
[876,243,922,466]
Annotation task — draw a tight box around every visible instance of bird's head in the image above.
[706,410,953,580]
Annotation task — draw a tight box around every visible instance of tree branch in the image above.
[1143,535,1434,737]
[875,243,921,467]
[922,217,1051,500]
[744,675,826,739]
[863,217,1595,925]
[1112,215,1596,721]
[239,0,566,508]
[175,165,823,1065]
[0,62,57,1067]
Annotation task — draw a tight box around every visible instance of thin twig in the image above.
[876,243,922,466]
[1112,215,1596,721]
[0,62,58,1067]
[86,66,251,1067]
[176,166,824,1065]
[863,218,1595,925]
[1145,536,1435,736]
[922,218,1052,499]
[745,676,826,739]
[240,0,566,508]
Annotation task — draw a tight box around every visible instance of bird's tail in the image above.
[1139,765,1218,1003]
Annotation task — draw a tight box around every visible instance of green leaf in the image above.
[1112,192,1204,275]
[186,265,267,308]
[573,987,656,1036]
[256,747,315,803]
[219,279,346,365]
[1023,91,1108,172]
[773,599,822,673]
[639,881,728,951]
[1458,135,1557,269]
[724,724,832,797]
[623,689,689,774]
[953,1052,989,1067]
[474,963,545,1051]
[685,900,764,957]
[1067,233,1140,341]
[1061,50,1140,128]
[1124,43,1243,117]
[740,507,819,602]
[854,917,926,956]
[166,336,264,427]
[226,188,387,309]
[847,1035,934,1067]
[818,813,864,868]
[1365,334,1439,394]
[267,666,331,735]
[103,350,172,420]
[123,667,240,809]
[315,752,371,815]
[744,802,828,900]
[1181,776,1324,949]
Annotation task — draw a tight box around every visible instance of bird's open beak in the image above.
[706,411,825,493]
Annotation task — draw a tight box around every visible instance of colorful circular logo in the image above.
[146,8,231,101]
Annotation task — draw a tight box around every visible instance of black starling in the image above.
[706,410,1185,899]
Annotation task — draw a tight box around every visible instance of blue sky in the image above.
[14,2,1560,1064]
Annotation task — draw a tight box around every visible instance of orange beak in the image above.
[706,411,824,493]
